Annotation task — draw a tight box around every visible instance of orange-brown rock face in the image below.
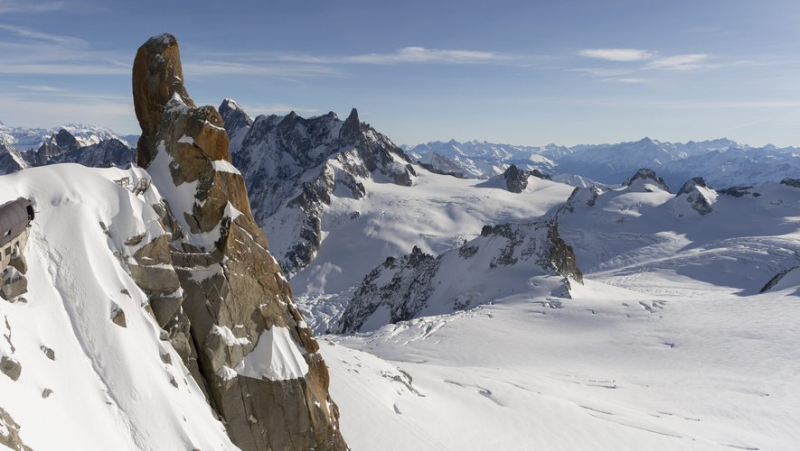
[132,33,347,451]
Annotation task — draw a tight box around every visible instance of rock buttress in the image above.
[132,33,346,451]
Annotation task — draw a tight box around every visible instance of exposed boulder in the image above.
[624,168,671,193]
[40,345,55,361]
[340,220,583,333]
[0,356,21,381]
[132,33,345,450]
[110,302,127,328]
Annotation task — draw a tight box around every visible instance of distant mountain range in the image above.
[3,117,796,191]
[0,124,136,175]
[407,137,800,188]
[0,122,138,150]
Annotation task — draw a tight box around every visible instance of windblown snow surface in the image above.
[296,170,800,450]
[0,164,234,450]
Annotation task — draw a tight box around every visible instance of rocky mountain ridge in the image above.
[339,219,583,333]
[220,99,416,276]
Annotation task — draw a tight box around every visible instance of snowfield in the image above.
[323,277,800,451]
[0,164,234,450]
[309,172,800,450]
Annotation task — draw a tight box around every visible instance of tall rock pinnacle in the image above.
[132,33,347,450]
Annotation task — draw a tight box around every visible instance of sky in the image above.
[0,0,799,147]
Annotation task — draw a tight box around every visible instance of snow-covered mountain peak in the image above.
[624,168,671,193]
[677,176,708,196]
[669,177,717,216]
[218,98,253,154]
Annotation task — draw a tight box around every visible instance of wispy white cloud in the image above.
[0,1,64,14]
[0,24,85,46]
[274,47,514,65]
[645,54,710,71]
[603,77,649,84]
[574,47,719,83]
[578,48,654,62]
[179,46,514,81]
[0,24,132,75]
[18,85,64,92]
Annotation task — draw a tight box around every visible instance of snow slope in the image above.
[0,164,235,450]
[323,277,800,451]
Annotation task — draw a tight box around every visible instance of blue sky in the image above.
[0,0,799,147]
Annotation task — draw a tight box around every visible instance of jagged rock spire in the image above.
[133,34,197,167]
[340,107,361,142]
[131,33,347,451]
